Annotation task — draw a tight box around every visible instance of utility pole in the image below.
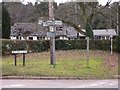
[49,0,56,66]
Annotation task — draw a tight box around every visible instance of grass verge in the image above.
[2,50,118,79]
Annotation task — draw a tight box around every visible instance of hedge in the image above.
[1,37,119,55]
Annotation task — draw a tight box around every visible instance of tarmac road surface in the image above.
[1,79,118,88]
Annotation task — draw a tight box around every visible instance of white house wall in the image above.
[59,36,68,40]
[10,36,17,40]
[33,36,37,40]
[21,37,25,40]
[26,37,29,40]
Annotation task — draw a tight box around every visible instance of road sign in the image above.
[54,20,62,26]
[45,20,62,26]
[47,20,54,26]
[47,32,55,37]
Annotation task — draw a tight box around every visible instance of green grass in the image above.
[2,50,118,79]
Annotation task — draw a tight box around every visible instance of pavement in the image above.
[1,79,118,88]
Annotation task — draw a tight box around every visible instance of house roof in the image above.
[11,22,68,37]
[79,29,117,36]
[65,26,78,38]
[11,22,117,38]
[11,23,48,36]
[93,29,117,36]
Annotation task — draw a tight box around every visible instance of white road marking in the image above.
[89,83,100,86]
[99,82,106,85]
[10,84,25,87]
[109,84,114,86]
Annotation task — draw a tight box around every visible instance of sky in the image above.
[21,0,119,5]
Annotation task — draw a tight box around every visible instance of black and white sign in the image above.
[12,50,27,54]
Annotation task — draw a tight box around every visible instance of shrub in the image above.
[115,35,120,53]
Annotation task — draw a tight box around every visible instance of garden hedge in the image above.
[1,37,119,55]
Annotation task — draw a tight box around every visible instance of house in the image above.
[10,22,79,40]
[10,22,48,40]
[77,29,117,40]
[93,29,117,40]
[10,22,117,40]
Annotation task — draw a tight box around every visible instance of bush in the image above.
[115,35,120,53]
[1,39,118,55]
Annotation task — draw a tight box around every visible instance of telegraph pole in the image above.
[49,0,56,66]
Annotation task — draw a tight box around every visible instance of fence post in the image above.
[110,36,113,55]
[86,37,90,68]
[23,53,25,66]
[14,54,17,66]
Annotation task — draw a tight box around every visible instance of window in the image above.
[19,37,21,40]
[37,37,39,40]
[29,37,33,40]
[56,26,63,31]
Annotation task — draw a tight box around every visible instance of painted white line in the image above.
[99,82,106,85]
[89,84,99,86]
[109,84,114,86]
[10,84,25,87]
[67,85,86,88]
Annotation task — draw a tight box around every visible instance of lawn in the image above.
[2,50,118,79]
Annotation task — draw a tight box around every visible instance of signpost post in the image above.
[38,0,62,67]
[49,0,56,66]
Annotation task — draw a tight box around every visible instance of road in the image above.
[1,79,118,88]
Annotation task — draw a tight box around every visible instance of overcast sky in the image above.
[21,0,119,5]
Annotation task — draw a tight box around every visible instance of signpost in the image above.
[49,0,56,66]
[12,50,27,66]
[54,20,62,26]
[41,20,62,26]
[38,0,62,67]
[47,20,53,26]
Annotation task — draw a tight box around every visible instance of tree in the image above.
[56,2,99,38]
[85,22,93,38]
[35,2,57,19]
[118,5,120,35]
[2,3,11,39]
